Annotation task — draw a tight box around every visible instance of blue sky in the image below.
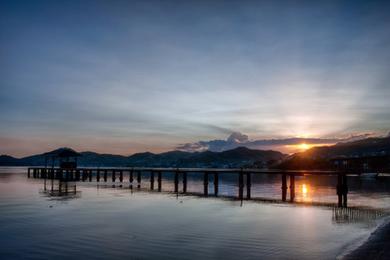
[1,0,389,156]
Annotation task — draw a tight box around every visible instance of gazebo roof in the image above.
[44,148,81,158]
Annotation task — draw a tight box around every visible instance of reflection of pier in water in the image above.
[29,167,385,207]
[71,182,390,224]
[332,207,387,224]
[40,178,81,200]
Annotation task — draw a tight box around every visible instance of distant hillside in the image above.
[0,147,286,168]
[0,155,22,166]
[277,136,390,170]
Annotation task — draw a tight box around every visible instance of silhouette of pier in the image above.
[28,167,353,207]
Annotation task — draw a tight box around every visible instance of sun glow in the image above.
[298,143,310,151]
[302,184,308,194]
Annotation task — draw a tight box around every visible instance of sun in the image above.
[302,184,308,194]
[298,143,310,151]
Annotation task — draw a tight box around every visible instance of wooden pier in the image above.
[28,167,351,207]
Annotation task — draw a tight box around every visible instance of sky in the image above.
[1,0,390,157]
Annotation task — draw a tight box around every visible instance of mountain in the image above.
[0,155,22,166]
[176,147,284,168]
[0,147,286,168]
[277,136,390,170]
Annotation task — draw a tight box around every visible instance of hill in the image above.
[0,147,286,168]
[277,136,390,170]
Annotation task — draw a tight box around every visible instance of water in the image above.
[1,167,389,259]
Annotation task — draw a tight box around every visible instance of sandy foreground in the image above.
[343,219,390,259]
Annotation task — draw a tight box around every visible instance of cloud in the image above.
[227,132,249,143]
[176,132,379,153]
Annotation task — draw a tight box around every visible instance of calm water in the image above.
[1,167,390,259]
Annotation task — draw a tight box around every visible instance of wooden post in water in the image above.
[119,170,123,182]
[246,173,251,199]
[130,169,134,184]
[342,174,348,207]
[203,172,209,196]
[158,171,162,191]
[137,171,141,188]
[88,170,92,182]
[96,169,100,182]
[174,171,179,193]
[238,171,244,200]
[290,174,295,202]
[82,169,87,181]
[281,174,287,202]
[337,173,343,207]
[183,172,187,193]
[214,173,219,196]
[112,170,116,182]
[104,170,108,182]
[150,171,155,190]
[75,169,80,181]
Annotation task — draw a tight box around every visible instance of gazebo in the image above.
[44,148,81,169]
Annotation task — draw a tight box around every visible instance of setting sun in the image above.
[302,184,308,194]
[298,143,311,151]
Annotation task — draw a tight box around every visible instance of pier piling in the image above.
[158,171,162,191]
[342,174,348,207]
[150,171,155,190]
[96,169,100,182]
[337,174,343,207]
[174,171,179,193]
[130,169,134,183]
[290,175,295,202]
[112,170,116,182]
[238,171,244,200]
[246,173,251,199]
[214,173,219,196]
[281,174,287,201]
[137,171,141,188]
[203,172,209,196]
[183,172,187,193]
[104,170,108,182]
[119,170,123,182]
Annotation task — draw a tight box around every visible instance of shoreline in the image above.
[342,217,390,259]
